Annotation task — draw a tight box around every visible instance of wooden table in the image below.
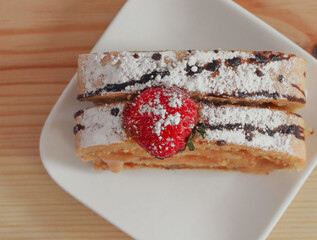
[0,0,316,239]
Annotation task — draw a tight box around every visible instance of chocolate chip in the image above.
[269,54,282,61]
[73,124,85,134]
[227,57,241,67]
[203,60,219,72]
[216,140,226,146]
[133,53,139,58]
[255,69,264,77]
[74,110,84,118]
[152,53,161,61]
[304,72,306,77]
[252,53,268,63]
[111,108,120,116]
[214,50,219,53]
[277,75,284,82]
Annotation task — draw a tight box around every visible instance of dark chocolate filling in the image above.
[197,122,305,141]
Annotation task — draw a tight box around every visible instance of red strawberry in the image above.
[123,87,197,159]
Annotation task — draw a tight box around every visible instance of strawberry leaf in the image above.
[187,142,195,151]
[196,127,206,139]
[179,126,206,153]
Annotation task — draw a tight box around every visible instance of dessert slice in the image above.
[77,50,306,111]
[74,100,306,174]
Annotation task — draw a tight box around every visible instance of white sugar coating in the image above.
[78,104,127,148]
[80,50,305,101]
[200,104,300,155]
[188,56,196,66]
[168,91,183,108]
[140,100,167,120]
[138,90,185,136]
[164,112,181,126]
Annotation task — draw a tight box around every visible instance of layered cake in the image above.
[74,50,309,174]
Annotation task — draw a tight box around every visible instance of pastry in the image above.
[74,87,306,174]
[77,50,306,111]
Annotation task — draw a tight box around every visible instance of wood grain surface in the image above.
[0,0,316,239]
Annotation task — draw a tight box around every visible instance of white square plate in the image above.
[40,0,317,239]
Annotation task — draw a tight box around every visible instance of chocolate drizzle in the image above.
[291,84,306,96]
[197,122,305,141]
[78,70,170,99]
[282,94,306,103]
[209,91,280,100]
[73,124,85,134]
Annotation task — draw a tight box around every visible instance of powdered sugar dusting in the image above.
[79,50,305,101]
[200,103,301,155]
[77,104,127,148]
[168,91,183,108]
[138,89,184,136]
